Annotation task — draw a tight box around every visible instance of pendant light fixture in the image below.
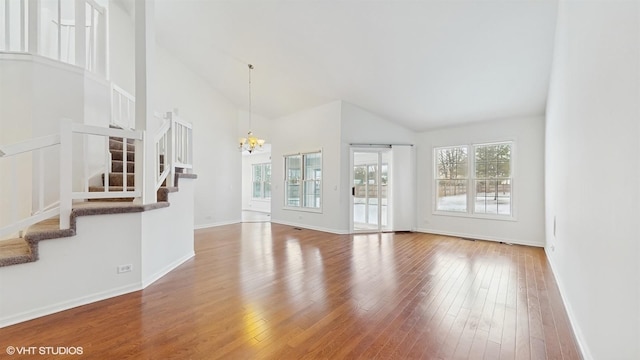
[239,64,265,153]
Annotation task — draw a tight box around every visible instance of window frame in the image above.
[251,163,271,200]
[433,141,516,221]
[283,150,323,213]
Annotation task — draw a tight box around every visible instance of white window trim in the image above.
[283,150,323,213]
[432,141,517,221]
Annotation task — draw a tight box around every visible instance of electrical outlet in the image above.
[117,264,133,274]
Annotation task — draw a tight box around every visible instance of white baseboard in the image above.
[544,249,592,360]
[0,283,141,328]
[1,251,196,329]
[414,228,544,247]
[270,220,349,235]
[194,219,241,230]
[142,252,195,288]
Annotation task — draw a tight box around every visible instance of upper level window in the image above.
[285,151,322,210]
[434,142,513,218]
[252,163,271,199]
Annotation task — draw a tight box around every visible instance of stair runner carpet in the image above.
[0,134,196,267]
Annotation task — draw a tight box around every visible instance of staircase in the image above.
[0,133,193,267]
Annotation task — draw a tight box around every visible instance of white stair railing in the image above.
[154,111,194,189]
[171,114,194,171]
[155,117,173,189]
[67,121,143,201]
[1,115,193,238]
[1,0,107,75]
[0,134,61,238]
[111,84,135,130]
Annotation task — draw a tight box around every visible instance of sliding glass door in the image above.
[351,149,391,232]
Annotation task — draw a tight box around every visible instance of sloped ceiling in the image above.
[154,0,558,131]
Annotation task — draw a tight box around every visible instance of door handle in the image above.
[352,186,355,196]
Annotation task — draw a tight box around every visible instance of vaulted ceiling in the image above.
[154,0,558,131]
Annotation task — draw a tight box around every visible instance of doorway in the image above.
[351,148,391,232]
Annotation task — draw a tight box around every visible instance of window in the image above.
[435,146,468,212]
[434,142,513,217]
[252,163,271,199]
[285,151,322,209]
[474,143,511,215]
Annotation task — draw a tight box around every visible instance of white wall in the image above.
[241,151,272,213]
[0,212,143,327]
[270,101,343,233]
[154,47,241,228]
[0,177,196,328]
[416,116,546,246]
[545,1,640,359]
[108,0,135,94]
[141,179,195,287]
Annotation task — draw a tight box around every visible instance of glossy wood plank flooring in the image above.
[0,223,581,359]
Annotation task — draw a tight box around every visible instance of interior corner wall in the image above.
[270,101,344,233]
[155,47,241,228]
[415,116,546,246]
[545,1,640,359]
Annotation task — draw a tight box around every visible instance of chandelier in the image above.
[239,64,265,153]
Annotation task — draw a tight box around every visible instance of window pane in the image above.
[264,182,271,199]
[253,181,262,198]
[475,143,511,178]
[436,180,467,212]
[286,155,301,181]
[305,153,322,180]
[303,180,321,208]
[436,147,468,179]
[474,179,511,215]
[286,183,300,207]
[264,164,271,182]
[285,155,301,206]
[253,164,262,182]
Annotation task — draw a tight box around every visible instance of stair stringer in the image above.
[0,176,197,328]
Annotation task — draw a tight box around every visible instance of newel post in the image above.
[59,119,72,229]
[134,0,158,204]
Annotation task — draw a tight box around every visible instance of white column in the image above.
[134,0,158,204]
[74,0,85,68]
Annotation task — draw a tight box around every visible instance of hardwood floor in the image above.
[0,223,581,359]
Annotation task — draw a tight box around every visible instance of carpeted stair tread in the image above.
[102,173,136,186]
[0,122,199,268]
[110,149,135,161]
[112,160,135,173]
[0,238,32,266]
[109,138,135,152]
[0,201,171,267]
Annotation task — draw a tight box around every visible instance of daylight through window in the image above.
[285,151,322,209]
[252,163,271,199]
[434,142,512,217]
